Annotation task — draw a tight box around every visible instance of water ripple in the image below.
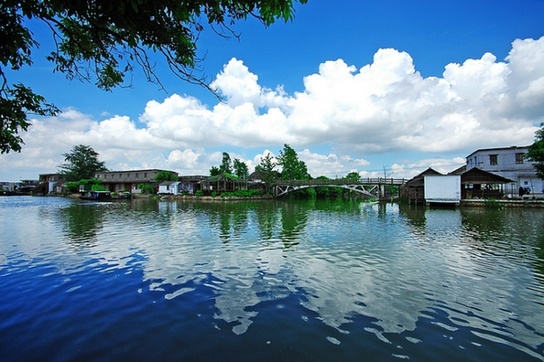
[1,198,544,360]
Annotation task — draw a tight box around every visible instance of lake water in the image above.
[1,196,543,361]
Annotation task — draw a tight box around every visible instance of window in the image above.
[144,173,147,178]
[489,154,498,166]
[135,173,139,179]
[515,153,524,164]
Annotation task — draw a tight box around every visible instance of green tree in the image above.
[209,165,221,177]
[345,171,361,182]
[255,152,277,195]
[64,178,104,193]
[1,0,308,153]
[219,152,233,174]
[154,170,178,182]
[233,158,249,180]
[138,183,156,194]
[277,144,309,180]
[256,153,276,173]
[314,175,331,198]
[526,123,544,179]
[59,145,107,181]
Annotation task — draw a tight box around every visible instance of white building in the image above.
[158,181,181,195]
[466,146,543,198]
[424,175,461,205]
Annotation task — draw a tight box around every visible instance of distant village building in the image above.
[179,176,207,194]
[95,169,177,193]
[1,182,19,193]
[37,173,65,194]
[18,180,40,194]
[466,146,543,198]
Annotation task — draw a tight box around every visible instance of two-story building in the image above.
[466,146,543,198]
[95,169,178,193]
[37,173,66,194]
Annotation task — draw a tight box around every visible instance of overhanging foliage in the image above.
[0,0,307,153]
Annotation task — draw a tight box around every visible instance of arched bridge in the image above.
[272,178,407,198]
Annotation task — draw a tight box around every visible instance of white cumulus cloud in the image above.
[3,36,544,181]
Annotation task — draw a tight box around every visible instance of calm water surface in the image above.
[1,196,543,361]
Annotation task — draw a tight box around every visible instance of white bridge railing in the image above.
[272,178,407,197]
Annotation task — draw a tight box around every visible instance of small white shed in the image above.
[424,175,461,205]
[158,181,181,195]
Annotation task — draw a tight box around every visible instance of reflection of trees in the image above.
[461,207,544,276]
[128,199,180,230]
[312,198,363,214]
[254,202,281,241]
[130,198,160,212]
[60,203,104,247]
[398,203,426,229]
[279,201,310,248]
[199,202,252,243]
[460,207,506,239]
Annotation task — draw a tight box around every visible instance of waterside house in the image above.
[466,146,543,198]
[403,168,443,204]
[450,166,515,199]
[403,167,515,204]
[36,173,65,194]
[95,169,178,193]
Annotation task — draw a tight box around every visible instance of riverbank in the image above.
[142,194,275,202]
[152,195,544,207]
[54,193,544,207]
[461,199,544,207]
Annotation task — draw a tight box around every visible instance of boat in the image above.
[79,191,112,201]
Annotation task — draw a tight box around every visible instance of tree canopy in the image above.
[59,144,107,181]
[219,152,233,174]
[0,0,307,153]
[277,144,309,180]
[255,152,277,194]
[255,153,276,175]
[526,123,544,179]
[233,157,249,180]
[154,170,178,182]
[345,171,361,182]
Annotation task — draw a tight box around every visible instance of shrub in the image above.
[63,181,80,193]
[139,184,156,194]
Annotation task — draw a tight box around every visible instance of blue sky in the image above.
[2,0,544,181]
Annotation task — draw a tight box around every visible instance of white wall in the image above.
[424,175,461,203]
